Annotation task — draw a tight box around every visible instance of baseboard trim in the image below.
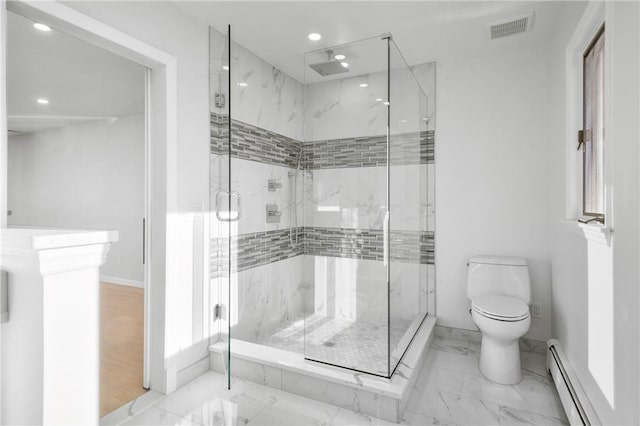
[435,324,547,354]
[176,357,210,389]
[547,339,601,425]
[100,275,144,289]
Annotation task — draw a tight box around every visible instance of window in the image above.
[580,26,605,222]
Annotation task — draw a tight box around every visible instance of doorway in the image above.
[5,9,149,417]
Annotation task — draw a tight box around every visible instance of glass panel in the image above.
[303,36,391,377]
[212,24,307,383]
[209,25,232,388]
[388,40,431,374]
[209,28,434,381]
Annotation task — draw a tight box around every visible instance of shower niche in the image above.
[209,27,435,420]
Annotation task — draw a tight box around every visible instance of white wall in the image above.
[434,35,556,341]
[8,115,144,284]
[551,2,640,424]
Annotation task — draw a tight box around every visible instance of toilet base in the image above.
[479,334,522,385]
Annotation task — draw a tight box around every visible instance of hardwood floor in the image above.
[100,281,147,417]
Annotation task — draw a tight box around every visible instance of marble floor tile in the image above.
[331,408,395,426]
[521,351,551,379]
[121,407,196,426]
[155,374,265,424]
[405,386,440,418]
[430,337,470,355]
[400,410,456,425]
[247,405,326,426]
[415,366,465,395]
[244,384,341,424]
[437,392,501,425]
[121,336,566,426]
[499,406,568,425]
[461,371,565,419]
[422,345,481,375]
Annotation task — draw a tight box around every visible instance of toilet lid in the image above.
[472,294,529,321]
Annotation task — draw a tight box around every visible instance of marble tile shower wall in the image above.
[301,62,436,328]
[209,27,307,343]
[210,117,435,340]
[209,29,304,142]
[303,63,436,142]
[302,256,435,325]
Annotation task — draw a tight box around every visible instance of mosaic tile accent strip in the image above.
[210,227,304,276]
[304,227,434,264]
[211,227,434,276]
[210,113,303,169]
[302,130,435,170]
[211,113,434,170]
[209,111,228,154]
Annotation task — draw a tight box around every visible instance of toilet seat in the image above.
[472,294,529,322]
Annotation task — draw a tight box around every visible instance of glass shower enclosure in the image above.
[210,29,434,381]
[302,35,430,377]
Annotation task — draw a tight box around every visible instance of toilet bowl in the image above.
[471,294,531,384]
[467,256,531,385]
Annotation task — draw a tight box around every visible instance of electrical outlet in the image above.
[531,303,543,319]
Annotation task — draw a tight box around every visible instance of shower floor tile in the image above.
[253,315,412,376]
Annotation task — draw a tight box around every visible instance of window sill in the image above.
[578,221,612,246]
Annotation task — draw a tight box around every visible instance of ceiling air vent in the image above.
[489,13,534,39]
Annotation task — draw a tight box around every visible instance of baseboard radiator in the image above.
[547,339,600,426]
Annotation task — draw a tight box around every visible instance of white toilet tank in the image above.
[467,255,531,303]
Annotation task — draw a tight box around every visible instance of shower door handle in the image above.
[215,191,241,222]
[383,211,390,266]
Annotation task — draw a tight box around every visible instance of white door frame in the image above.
[0,0,177,394]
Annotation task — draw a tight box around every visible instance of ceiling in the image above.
[176,1,569,83]
[7,11,145,134]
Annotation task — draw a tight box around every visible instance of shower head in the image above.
[308,49,349,77]
[309,60,349,77]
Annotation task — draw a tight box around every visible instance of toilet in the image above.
[467,255,531,385]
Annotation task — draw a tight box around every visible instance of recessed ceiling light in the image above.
[33,23,51,32]
[308,33,322,41]
[400,120,408,123]
[359,83,368,88]
[222,65,229,71]
[384,101,390,106]
[37,98,49,104]
[375,98,383,102]
[340,62,349,68]
[334,54,346,60]
[237,82,248,87]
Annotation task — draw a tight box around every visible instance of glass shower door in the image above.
[387,40,430,374]
[303,35,392,377]
[209,25,234,389]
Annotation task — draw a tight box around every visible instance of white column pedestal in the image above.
[0,228,118,425]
